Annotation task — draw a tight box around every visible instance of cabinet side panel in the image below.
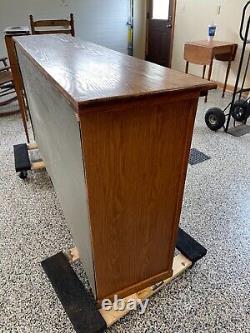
[80,98,197,301]
[17,48,96,296]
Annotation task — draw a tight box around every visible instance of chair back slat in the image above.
[33,19,71,28]
[34,30,72,35]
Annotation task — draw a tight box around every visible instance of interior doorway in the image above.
[146,0,176,67]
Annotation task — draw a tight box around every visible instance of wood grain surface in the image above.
[14,34,216,111]
[80,95,198,301]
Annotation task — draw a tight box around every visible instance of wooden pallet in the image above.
[69,247,192,328]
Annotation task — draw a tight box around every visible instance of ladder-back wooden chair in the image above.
[0,57,18,115]
[30,13,75,36]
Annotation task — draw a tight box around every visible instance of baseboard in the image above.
[215,81,249,97]
[215,81,234,93]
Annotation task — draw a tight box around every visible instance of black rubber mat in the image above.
[227,124,250,137]
[189,148,210,165]
[41,252,107,333]
[13,144,31,172]
[176,228,207,263]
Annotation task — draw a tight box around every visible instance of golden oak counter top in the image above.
[15,34,216,112]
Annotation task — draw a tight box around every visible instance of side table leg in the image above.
[205,59,214,103]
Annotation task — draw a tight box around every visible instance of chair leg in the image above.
[22,90,29,122]
[202,65,206,79]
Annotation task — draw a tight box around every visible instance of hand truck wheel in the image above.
[231,99,249,122]
[205,108,225,131]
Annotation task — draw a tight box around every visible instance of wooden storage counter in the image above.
[15,35,215,304]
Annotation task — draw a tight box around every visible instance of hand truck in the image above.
[205,1,250,134]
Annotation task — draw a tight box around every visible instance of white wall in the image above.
[0,0,130,56]
[133,0,147,59]
[172,0,250,87]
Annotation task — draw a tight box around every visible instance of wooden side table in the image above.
[184,40,238,102]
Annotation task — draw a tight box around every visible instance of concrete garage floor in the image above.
[0,90,249,333]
